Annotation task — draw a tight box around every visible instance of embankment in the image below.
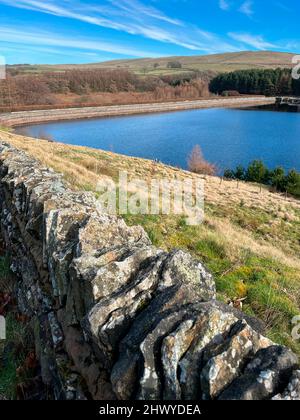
[0,140,299,400]
[0,96,275,127]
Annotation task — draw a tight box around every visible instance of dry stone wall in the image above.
[0,141,299,400]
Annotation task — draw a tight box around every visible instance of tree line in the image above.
[187,146,300,198]
[210,68,300,97]
[224,160,300,197]
[0,69,209,108]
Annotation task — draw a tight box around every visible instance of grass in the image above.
[0,255,10,279]
[0,238,28,400]
[125,212,300,354]
[0,126,12,133]
[0,314,29,400]
[0,246,33,400]
[1,130,300,355]
[0,251,15,399]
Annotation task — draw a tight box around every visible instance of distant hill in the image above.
[9,51,296,76]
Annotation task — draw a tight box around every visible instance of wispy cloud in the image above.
[239,0,254,17]
[0,43,101,58]
[229,32,276,50]
[0,0,193,49]
[108,0,183,26]
[219,0,230,11]
[0,0,240,53]
[275,2,292,12]
[0,0,292,59]
[0,25,161,57]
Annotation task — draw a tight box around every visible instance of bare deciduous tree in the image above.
[0,69,210,110]
[188,145,217,176]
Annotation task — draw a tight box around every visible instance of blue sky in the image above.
[0,0,299,64]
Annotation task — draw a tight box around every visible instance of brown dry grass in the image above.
[2,130,299,210]
[1,130,299,267]
[9,51,295,76]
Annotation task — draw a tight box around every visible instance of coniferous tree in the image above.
[246,160,268,183]
[235,165,246,180]
[269,167,286,191]
[210,68,298,96]
[286,170,300,196]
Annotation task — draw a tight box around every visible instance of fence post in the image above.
[0,315,6,340]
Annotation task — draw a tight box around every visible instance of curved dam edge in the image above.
[0,96,275,127]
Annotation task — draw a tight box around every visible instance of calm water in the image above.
[19,108,300,172]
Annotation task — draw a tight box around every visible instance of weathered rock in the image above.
[200,320,273,399]
[161,319,196,400]
[138,310,188,400]
[84,253,167,367]
[272,370,300,400]
[178,305,239,400]
[90,245,160,301]
[111,301,269,401]
[219,346,298,400]
[68,244,160,324]
[160,250,216,301]
[57,310,116,400]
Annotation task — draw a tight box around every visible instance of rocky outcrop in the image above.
[0,141,299,400]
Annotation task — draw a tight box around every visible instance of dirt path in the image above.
[0,96,275,127]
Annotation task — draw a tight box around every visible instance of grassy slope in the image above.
[1,130,300,355]
[10,51,296,76]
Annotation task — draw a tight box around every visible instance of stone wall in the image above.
[0,141,299,400]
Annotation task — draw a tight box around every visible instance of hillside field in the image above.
[1,129,300,356]
[9,51,296,76]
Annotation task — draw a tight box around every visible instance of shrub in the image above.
[167,61,182,69]
[221,90,240,97]
[188,145,217,176]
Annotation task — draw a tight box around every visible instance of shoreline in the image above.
[0,96,275,127]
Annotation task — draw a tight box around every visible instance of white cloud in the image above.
[108,0,183,26]
[229,32,276,50]
[219,0,230,11]
[239,0,254,17]
[0,0,191,48]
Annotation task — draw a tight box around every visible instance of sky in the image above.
[0,0,299,64]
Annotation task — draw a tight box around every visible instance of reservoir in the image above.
[18,107,300,172]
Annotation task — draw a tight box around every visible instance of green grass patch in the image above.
[124,211,300,354]
[0,255,11,278]
[0,126,12,133]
